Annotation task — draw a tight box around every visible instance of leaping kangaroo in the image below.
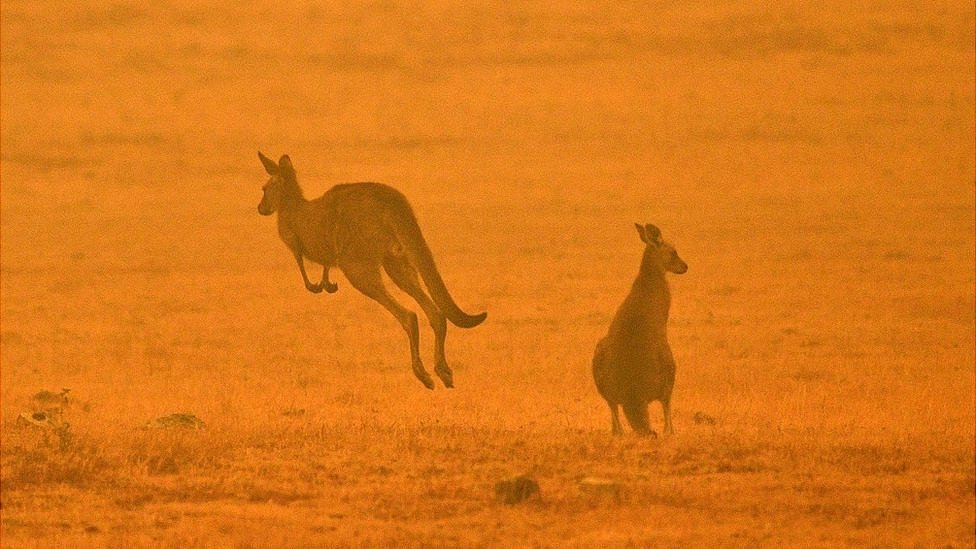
[256,152,486,389]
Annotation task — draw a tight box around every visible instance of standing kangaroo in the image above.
[592,223,687,436]
[256,152,486,389]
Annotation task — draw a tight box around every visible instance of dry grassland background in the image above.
[1,1,974,547]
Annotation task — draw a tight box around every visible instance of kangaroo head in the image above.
[635,223,688,275]
[257,152,297,215]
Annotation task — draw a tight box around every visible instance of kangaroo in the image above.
[592,223,687,436]
[256,152,486,389]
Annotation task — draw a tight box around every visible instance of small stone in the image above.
[578,477,622,502]
[32,388,71,406]
[16,409,69,433]
[144,413,205,430]
[494,475,540,505]
[693,412,717,425]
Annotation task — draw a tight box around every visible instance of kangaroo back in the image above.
[390,202,487,329]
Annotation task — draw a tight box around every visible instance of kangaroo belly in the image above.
[634,344,676,402]
[596,337,675,404]
[592,339,620,401]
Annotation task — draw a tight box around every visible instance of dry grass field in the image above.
[2,1,974,547]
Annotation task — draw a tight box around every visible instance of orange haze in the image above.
[2,1,974,546]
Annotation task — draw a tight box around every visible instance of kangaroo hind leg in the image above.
[662,398,674,436]
[383,255,452,388]
[608,402,623,435]
[343,261,434,390]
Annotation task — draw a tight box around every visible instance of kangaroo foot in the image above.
[317,267,338,293]
[434,361,454,389]
[413,364,435,390]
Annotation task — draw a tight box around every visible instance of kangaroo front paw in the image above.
[324,281,338,293]
[305,283,324,294]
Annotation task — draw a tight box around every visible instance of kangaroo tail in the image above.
[393,205,486,329]
[621,401,652,434]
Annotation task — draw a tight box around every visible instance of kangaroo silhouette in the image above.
[256,152,486,389]
[592,223,687,435]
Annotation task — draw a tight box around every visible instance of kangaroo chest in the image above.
[277,213,336,266]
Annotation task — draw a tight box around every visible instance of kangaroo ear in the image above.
[636,223,662,244]
[644,224,662,244]
[635,223,648,243]
[258,152,278,174]
[644,223,661,242]
[278,155,295,176]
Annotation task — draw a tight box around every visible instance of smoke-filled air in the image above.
[2,2,974,546]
